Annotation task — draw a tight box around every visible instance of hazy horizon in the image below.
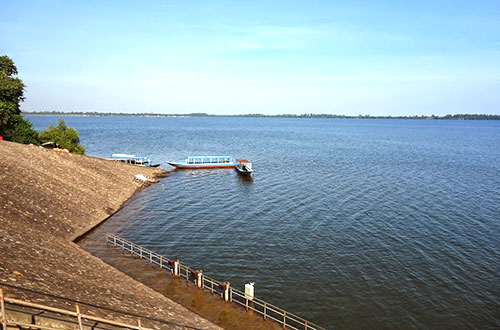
[22,111,500,118]
[2,1,499,116]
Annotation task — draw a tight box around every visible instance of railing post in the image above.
[222,283,226,301]
[113,235,116,246]
[305,320,308,330]
[222,282,230,302]
[137,318,142,330]
[75,304,83,330]
[1,287,7,330]
[283,311,286,329]
[195,270,203,289]
[211,279,214,294]
[263,302,267,320]
[173,258,180,277]
[130,243,134,255]
[105,233,109,246]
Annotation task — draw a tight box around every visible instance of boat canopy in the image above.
[186,155,233,159]
[111,153,148,159]
[112,153,138,158]
[236,159,250,163]
[185,155,234,164]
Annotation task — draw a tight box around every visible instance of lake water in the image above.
[28,116,500,329]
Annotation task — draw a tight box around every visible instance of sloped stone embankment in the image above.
[0,140,222,330]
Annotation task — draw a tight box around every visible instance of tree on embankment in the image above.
[0,55,39,144]
[40,119,86,154]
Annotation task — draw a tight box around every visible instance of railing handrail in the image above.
[106,233,327,330]
[0,283,204,330]
[1,287,153,330]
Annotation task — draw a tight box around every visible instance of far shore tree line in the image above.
[1,53,497,153]
[21,111,500,120]
[0,55,85,154]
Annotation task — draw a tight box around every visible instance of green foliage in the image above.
[39,119,85,154]
[0,101,18,128]
[0,55,39,143]
[0,74,25,103]
[0,55,18,76]
[0,55,24,107]
[4,114,40,145]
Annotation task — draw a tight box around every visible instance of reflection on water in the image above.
[236,174,253,185]
[172,168,235,178]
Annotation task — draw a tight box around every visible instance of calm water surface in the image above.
[29,116,500,329]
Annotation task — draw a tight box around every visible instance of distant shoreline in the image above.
[22,112,500,120]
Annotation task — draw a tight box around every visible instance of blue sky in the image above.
[1,0,499,115]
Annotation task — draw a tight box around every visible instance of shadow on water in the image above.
[236,175,253,185]
[78,206,281,330]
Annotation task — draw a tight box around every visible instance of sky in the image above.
[1,0,499,115]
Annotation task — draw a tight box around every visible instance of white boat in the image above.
[235,159,253,176]
[109,154,160,167]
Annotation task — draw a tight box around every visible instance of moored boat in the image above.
[167,155,238,169]
[235,159,253,176]
[109,154,160,167]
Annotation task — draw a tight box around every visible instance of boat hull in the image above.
[235,169,253,176]
[108,159,160,167]
[235,165,253,176]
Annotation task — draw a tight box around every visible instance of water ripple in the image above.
[34,116,500,329]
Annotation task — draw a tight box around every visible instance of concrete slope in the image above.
[0,140,222,330]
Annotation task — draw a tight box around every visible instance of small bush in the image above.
[39,119,85,154]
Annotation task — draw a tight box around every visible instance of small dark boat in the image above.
[41,141,61,149]
[235,159,253,176]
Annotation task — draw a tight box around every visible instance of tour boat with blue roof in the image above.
[110,154,160,167]
[167,156,238,169]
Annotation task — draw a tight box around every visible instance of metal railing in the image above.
[0,286,153,330]
[0,284,208,330]
[106,233,327,330]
